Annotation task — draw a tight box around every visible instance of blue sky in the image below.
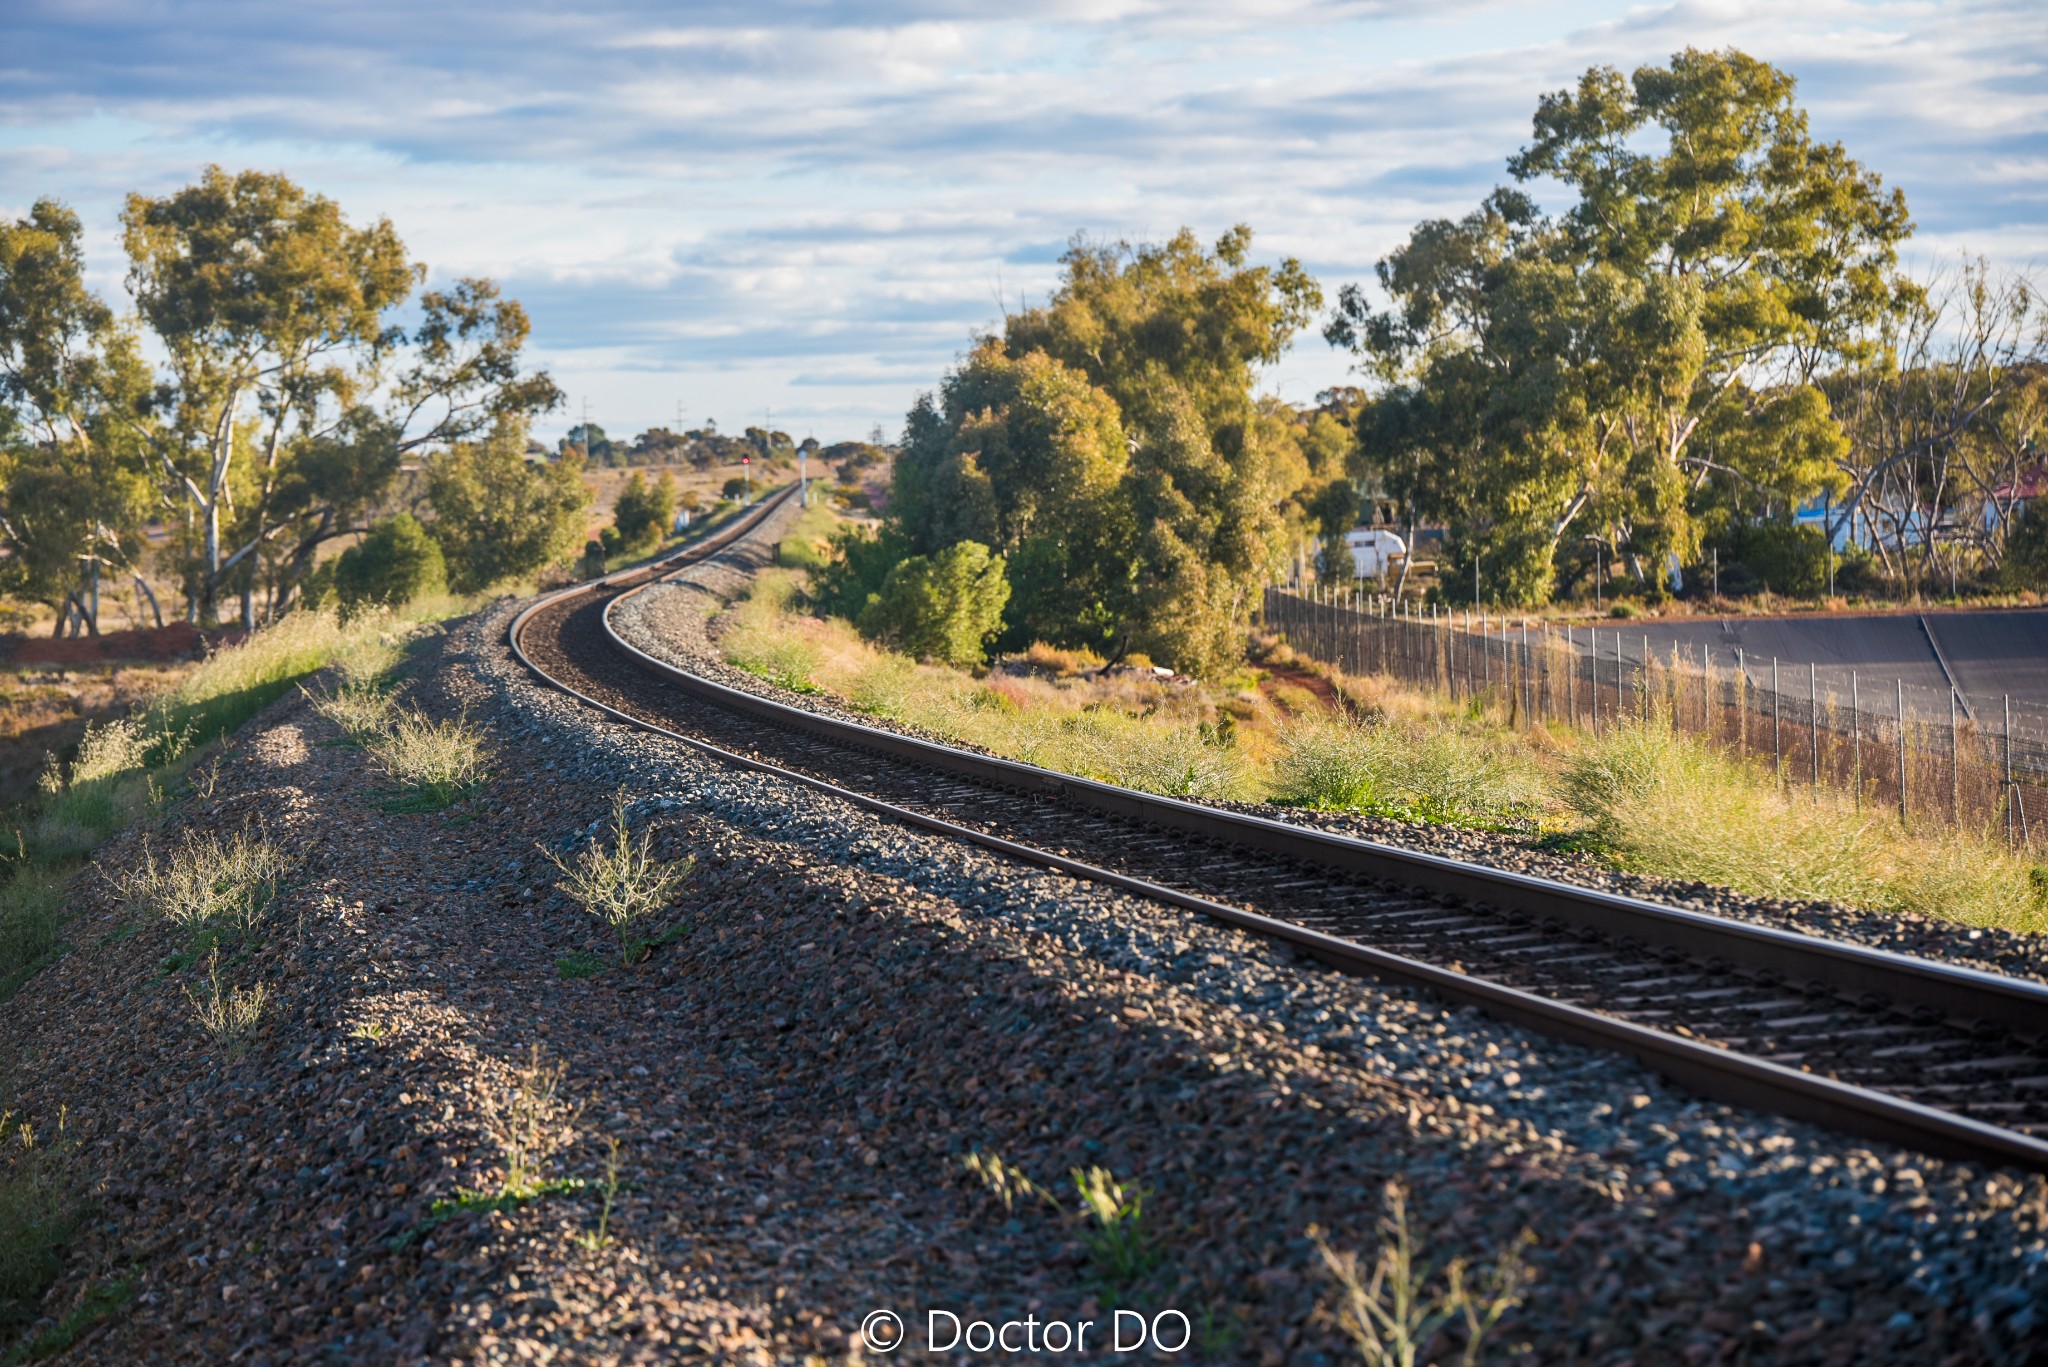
[2,0,2042,446]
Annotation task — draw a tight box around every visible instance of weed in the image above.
[2,1273,135,1364]
[0,1113,81,1334]
[365,707,487,809]
[544,790,694,963]
[485,1045,583,1197]
[962,1152,1158,1294]
[388,1179,586,1252]
[308,679,394,741]
[1071,1166,1159,1292]
[555,950,608,980]
[1310,1182,1532,1367]
[575,1137,624,1253]
[116,827,291,939]
[349,1020,389,1042]
[182,950,268,1049]
[962,1150,1061,1215]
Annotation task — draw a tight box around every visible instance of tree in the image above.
[1004,227,1322,671]
[1328,49,1914,604]
[425,420,590,592]
[608,469,676,558]
[333,513,445,614]
[890,341,1135,653]
[0,201,159,635]
[855,541,1011,667]
[120,166,561,624]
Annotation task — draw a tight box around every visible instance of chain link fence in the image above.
[1265,585,2048,849]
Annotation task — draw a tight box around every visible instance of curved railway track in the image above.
[512,489,2048,1174]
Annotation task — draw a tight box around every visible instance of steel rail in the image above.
[507,496,2048,1173]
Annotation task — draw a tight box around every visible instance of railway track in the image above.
[511,489,2048,1174]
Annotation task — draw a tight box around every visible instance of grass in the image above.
[180,949,268,1051]
[1310,1182,1533,1367]
[0,1274,135,1365]
[721,559,2048,933]
[0,873,67,1004]
[0,1115,81,1338]
[543,790,694,963]
[116,828,291,940]
[1562,716,2048,932]
[962,1152,1159,1297]
[364,707,487,810]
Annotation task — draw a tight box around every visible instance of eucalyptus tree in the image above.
[1330,48,1914,603]
[0,200,156,633]
[1003,226,1322,671]
[891,340,1136,654]
[122,165,561,624]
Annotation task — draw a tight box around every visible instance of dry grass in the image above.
[117,827,292,938]
[1563,717,2048,932]
[182,949,269,1049]
[722,565,2048,932]
[0,1111,81,1333]
[364,707,487,807]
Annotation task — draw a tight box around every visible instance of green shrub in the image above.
[334,514,446,616]
[610,471,676,558]
[1719,522,1827,597]
[856,540,1011,667]
[811,523,912,619]
[426,421,591,593]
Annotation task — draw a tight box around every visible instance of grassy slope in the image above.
[720,562,2048,935]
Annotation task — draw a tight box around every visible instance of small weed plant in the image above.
[544,790,694,963]
[365,707,487,809]
[575,1137,624,1253]
[182,949,268,1049]
[962,1151,1159,1295]
[309,678,395,740]
[117,827,291,940]
[1310,1182,1533,1367]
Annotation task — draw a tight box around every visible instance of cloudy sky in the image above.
[3,0,2042,446]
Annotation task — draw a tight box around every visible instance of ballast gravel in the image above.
[0,528,2036,1364]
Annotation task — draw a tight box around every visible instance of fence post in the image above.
[1851,672,1861,808]
[1950,690,1960,829]
[1772,657,1782,783]
[1898,679,1909,828]
[1736,648,1746,756]
[1810,662,1820,791]
[2007,694,2016,848]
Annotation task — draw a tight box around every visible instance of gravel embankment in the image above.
[0,537,2038,1364]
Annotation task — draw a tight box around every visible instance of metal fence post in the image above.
[1898,678,1909,828]
[1950,690,1960,829]
[1851,672,1861,808]
[1772,657,1782,783]
[1736,648,1746,756]
[1810,661,1820,790]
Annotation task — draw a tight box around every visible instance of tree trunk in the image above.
[133,574,164,630]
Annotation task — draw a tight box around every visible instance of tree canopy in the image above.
[1327,48,1915,604]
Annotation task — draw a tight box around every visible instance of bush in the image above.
[856,540,1011,668]
[611,470,677,558]
[2003,505,2048,591]
[811,523,912,620]
[721,476,749,500]
[1719,522,1827,597]
[426,421,591,592]
[334,514,446,615]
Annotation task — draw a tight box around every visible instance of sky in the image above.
[2,0,2043,447]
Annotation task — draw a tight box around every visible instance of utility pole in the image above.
[580,397,594,465]
[800,432,811,508]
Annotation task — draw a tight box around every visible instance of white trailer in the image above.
[1343,527,1406,580]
